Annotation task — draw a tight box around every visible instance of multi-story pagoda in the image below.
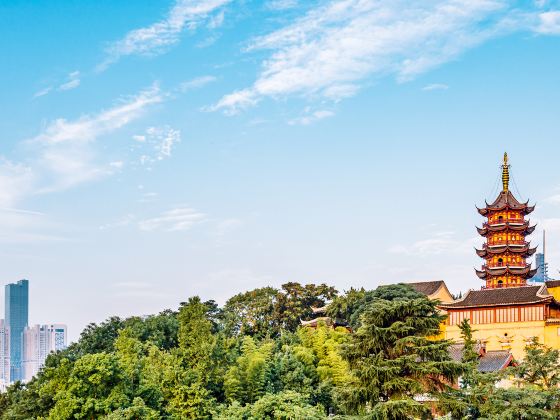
[475,153,537,289]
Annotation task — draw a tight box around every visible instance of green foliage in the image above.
[105,397,159,420]
[47,352,128,419]
[224,336,274,404]
[2,283,560,419]
[341,296,464,417]
[223,287,279,337]
[215,391,326,419]
[273,282,338,332]
[223,282,337,337]
[516,337,560,389]
[328,284,424,329]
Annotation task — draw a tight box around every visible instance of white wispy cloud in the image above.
[0,160,35,208]
[30,84,164,191]
[33,71,81,98]
[100,0,231,69]
[537,11,560,34]
[33,87,53,98]
[133,126,181,168]
[179,75,217,92]
[99,214,135,230]
[212,0,559,114]
[266,0,298,10]
[58,71,81,91]
[0,207,68,244]
[288,109,334,125]
[422,83,449,91]
[139,207,206,232]
[545,192,560,204]
[538,218,560,232]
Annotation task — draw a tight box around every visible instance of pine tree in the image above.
[516,337,560,390]
[341,296,464,418]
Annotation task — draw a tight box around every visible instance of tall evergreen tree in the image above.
[341,296,464,418]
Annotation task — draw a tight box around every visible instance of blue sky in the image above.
[1,0,560,341]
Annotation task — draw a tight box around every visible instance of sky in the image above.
[1,0,560,342]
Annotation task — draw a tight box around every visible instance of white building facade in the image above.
[0,320,9,391]
[22,324,67,382]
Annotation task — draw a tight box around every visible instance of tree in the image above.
[516,337,560,390]
[178,296,216,371]
[223,287,279,337]
[69,316,126,357]
[214,391,326,420]
[341,297,464,418]
[165,296,218,419]
[326,287,366,326]
[224,336,274,404]
[124,310,179,350]
[105,397,159,420]
[47,352,129,419]
[327,284,424,330]
[273,282,338,332]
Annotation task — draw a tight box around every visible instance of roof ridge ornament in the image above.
[502,152,510,192]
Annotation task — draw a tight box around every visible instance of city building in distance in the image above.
[533,231,549,283]
[23,324,67,382]
[5,280,28,383]
[0,320,9,391]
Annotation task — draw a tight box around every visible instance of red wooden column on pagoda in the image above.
[475,153,538,289]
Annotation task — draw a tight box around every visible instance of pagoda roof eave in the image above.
[476,222,535,236]
[478,190,535,215]
[474,265,536,279]
[475,245,537,257]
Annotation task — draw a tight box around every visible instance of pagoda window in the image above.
[498,258,504,266]
[497,280,503,287]
[498,216,504,223]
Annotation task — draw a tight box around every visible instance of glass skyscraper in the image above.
[5,279,28,382]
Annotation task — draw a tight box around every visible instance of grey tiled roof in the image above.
[406,280,445,296]
[448,344,513,372]
[440,285,552,309]
[478,350,514,373]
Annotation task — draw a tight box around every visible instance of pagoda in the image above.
[474,153,537,289]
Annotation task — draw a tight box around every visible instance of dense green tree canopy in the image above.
[1,281,558,419]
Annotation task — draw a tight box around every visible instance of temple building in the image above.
[438,153,560,360]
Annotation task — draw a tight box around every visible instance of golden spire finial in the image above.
[502,152,509,192]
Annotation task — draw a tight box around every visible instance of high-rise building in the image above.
[5,279,29,382]
[22,324,67,382]
[0,320,9,391]
[533,231,549,283]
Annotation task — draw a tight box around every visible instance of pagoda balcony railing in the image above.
[486,219,524,226]
[482,263,528,270]
[485,240,528,247]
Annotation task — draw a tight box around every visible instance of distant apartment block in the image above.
[5,279,28,382]
[23,324,67,382]
[533,252,549,283]
[0,320,9,391]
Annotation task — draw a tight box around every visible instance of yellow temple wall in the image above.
[546,285,560,301]
[443,320,549,361]
[430,287,454,303]
[544,324,560,352]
